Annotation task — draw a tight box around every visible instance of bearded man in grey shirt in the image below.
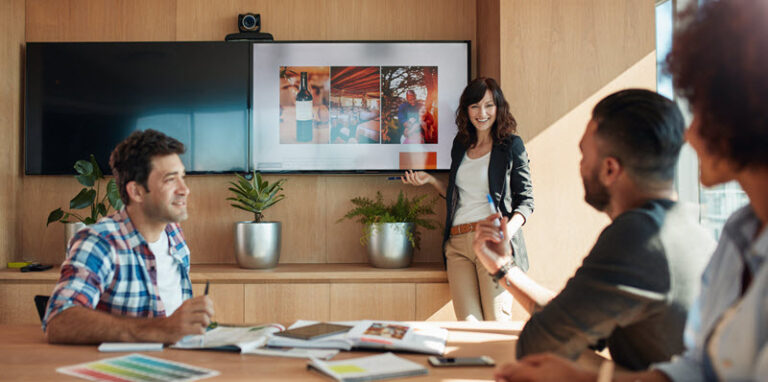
[473,89,716,370]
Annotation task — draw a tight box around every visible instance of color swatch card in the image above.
[56,353,219,382]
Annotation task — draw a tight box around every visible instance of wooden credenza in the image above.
[0,263,455,325]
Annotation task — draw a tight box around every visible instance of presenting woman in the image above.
[402,77,534,321]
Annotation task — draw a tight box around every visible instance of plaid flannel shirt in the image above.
[42,209,193,332]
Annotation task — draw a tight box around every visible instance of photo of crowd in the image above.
[329,67,381,144]
[279,66,330,144]
[381,66,438,144]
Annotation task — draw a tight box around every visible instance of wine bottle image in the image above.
[295,72,314,142]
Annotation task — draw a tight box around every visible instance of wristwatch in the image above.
[491,260,512,283]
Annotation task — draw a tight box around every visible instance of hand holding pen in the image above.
[472,195,513,275]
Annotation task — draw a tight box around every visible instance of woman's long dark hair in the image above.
[455,77,517,147]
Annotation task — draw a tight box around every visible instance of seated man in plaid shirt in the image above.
[43,129,213,344]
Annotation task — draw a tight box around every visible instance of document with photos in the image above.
[307,352,428,382]
[173,324,285,353]
[268,320,447,355]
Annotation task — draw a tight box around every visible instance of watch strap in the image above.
[491,261,512,283]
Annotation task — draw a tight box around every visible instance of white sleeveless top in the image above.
[453,151,492,226]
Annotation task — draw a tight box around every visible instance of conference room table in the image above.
[0,321,607,381]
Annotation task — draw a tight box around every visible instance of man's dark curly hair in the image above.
[109,129,185,205]
[666,0,768,168]
[455,77,517,146]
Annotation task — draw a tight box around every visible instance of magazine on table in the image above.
[307,352,428,382]
[173,324,285,353]
[268,320,447,355]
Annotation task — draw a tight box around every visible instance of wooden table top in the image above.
[0,322,604,381]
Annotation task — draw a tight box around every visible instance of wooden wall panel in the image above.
[0,0,25,268]
[244,283,330,324]
[26,0,177,42]
[476,0,500,80]
[0,283,56,324]
[191,282,245,324]
[415,283,455,321]
[500,0,654,142]
[17,0,473,266]
[329,283,415,321]
[492,0,655,295]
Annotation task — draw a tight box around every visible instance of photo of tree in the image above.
[380,67,438,144]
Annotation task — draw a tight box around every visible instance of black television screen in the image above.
[251,41,469,172]
[25,41,251,175]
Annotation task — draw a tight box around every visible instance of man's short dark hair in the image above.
[109,129,185,205]
[592,89,685,183]
[667,0,768,169]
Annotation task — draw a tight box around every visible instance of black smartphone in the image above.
[273,323,353,341]
[428,356,495,367]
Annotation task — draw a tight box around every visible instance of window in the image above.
[657,0,748,240]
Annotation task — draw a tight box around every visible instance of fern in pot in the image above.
[339,191,438,268]
[227,172,286,269]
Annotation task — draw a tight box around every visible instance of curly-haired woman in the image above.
[402,77,534,321]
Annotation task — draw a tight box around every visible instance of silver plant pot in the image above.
[64,222,86,250]
[367,222,414,268]
[234,221,281,269]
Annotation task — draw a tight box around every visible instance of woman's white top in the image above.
[148,231,183,315]
[453,151,492,226]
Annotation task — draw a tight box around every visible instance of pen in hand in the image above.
[201,280,211,347]
[486,194,503,238]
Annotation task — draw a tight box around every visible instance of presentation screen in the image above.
[251,41,470,172]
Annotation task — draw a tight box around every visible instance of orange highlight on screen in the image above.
[399,152,437,169]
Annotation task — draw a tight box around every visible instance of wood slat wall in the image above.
[0,0,25,269]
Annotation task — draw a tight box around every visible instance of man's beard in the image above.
[582,169,610,212]
[143,197,188,224]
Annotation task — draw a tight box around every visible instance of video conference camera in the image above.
[226,13,273,41]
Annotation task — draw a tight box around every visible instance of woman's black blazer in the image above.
[443,134,534,271]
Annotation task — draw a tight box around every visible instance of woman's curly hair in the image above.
[455,77,517,146]
[666,0,768,168]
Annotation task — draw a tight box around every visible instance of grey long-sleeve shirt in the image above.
[516,200,716,370]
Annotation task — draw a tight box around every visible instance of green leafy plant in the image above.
[227,171,287,222]
[47,154,124,226]
[338,191,438,249]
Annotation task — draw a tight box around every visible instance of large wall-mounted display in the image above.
[251,42,469,172]
[24,41,469,175]
[25,42,251,175]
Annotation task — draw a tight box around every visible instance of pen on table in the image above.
[204,280,210,296]
[387,176,401,181]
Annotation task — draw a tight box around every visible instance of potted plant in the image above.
[47,154,123,248]
[227,171,287,269]
[339,191,438,268]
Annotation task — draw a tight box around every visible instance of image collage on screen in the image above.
[279,66,438,146]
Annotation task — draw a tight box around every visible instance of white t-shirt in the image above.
[452,151,492,226]
[148,231,183,315]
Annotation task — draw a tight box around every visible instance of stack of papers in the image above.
[268,320,447,355]
[173,324,285,353]
[308,352,428,382]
